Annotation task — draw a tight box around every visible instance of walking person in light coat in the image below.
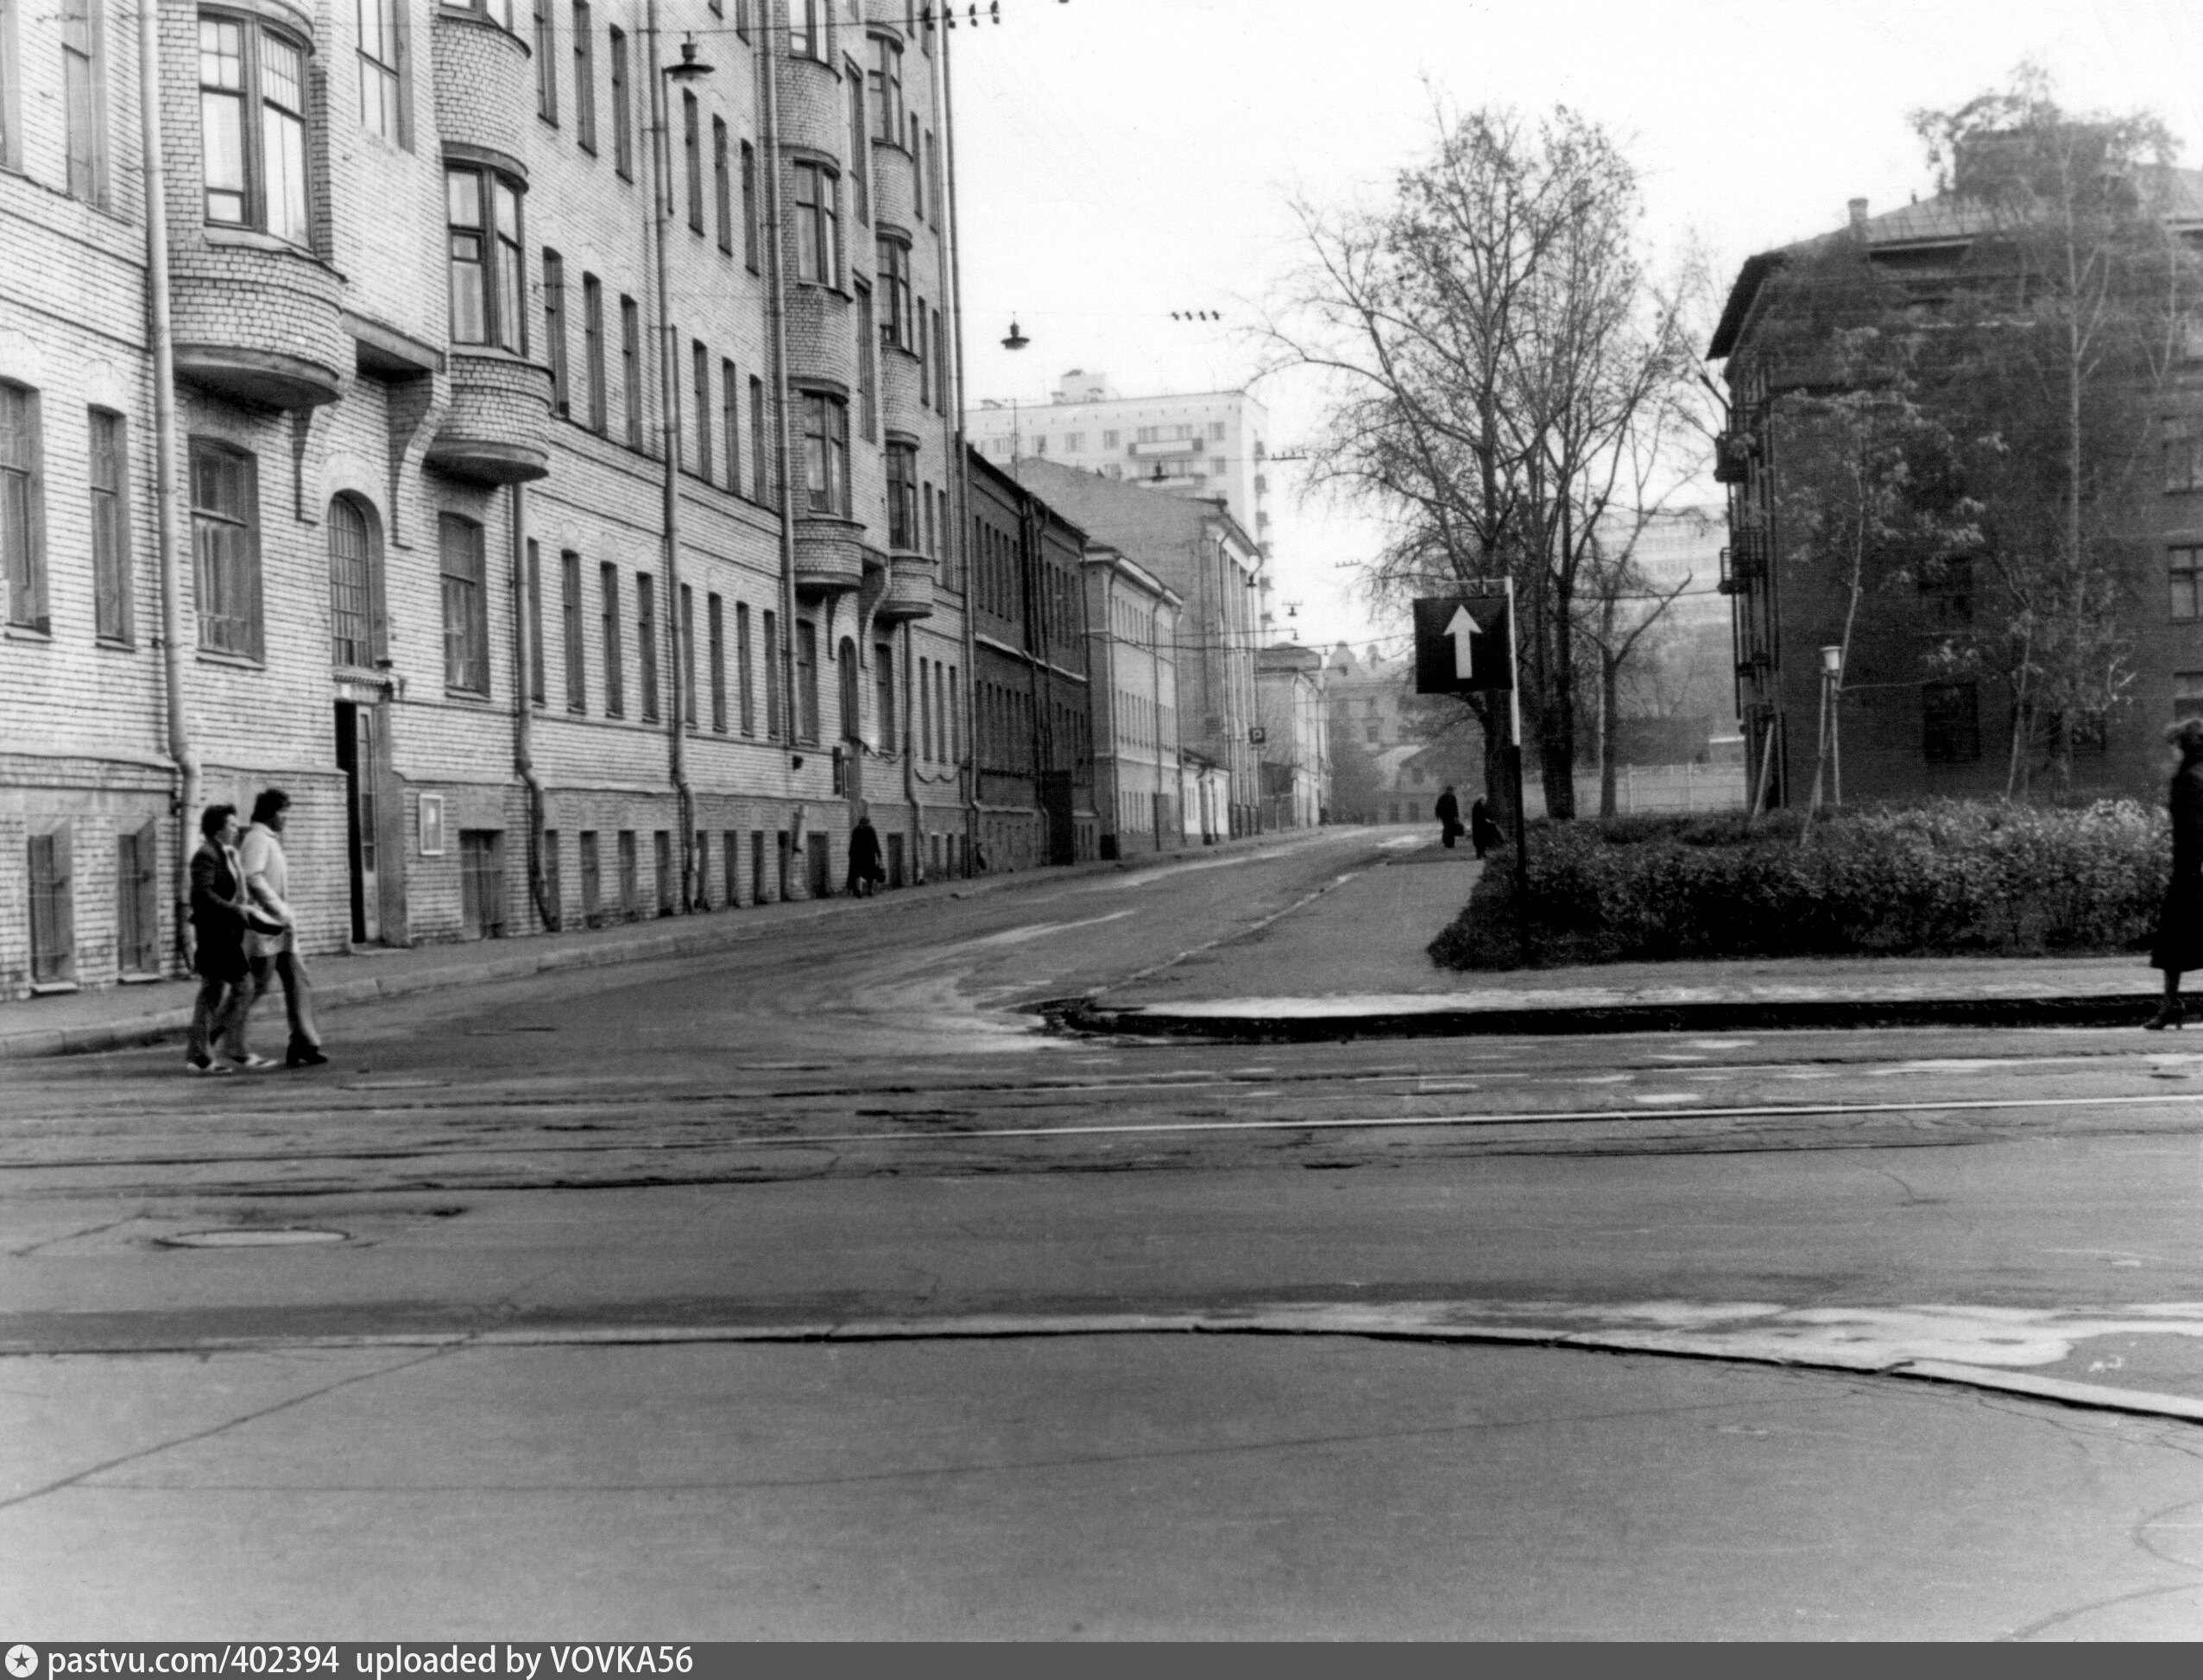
[233,788,329,1068]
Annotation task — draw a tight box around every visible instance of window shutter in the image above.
[25,387,47,632]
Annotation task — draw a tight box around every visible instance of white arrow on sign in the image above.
[1444,605,1478,679]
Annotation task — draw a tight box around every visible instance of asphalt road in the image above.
[10,828,2203,1638]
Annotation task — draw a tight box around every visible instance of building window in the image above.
[608,25,632,177]
[616,829,638,919]
[922,477,935,555]
[599,560,622,715]
[2174,546,2203,622]
[911,123,925,221]
[846,59,868,224]
[737,600,755,735]
[750,374,771,507]
[189,439,258,657]
[837,636,860,742]
[1922,679,1980,764]
[712,116,732,253]
[916,300,929,406]
[801,390,849,515]
[740,139,759,272]
[447,167,527,352]
[328,494,376,667]
[1064,432,1082,454]
[792,161,841,287]
[795,618,818,742]
[691,340,711,481]
[788,0,820,59]
[874,640,893,748]
[571,0,594,150]
[442,0,513,27]
[653,830,673,914]
[117,819,160,976]
[925,128,940,224]
[541,829,561,927]
[682,88,704,233]
[620,294,643,447]
[636,569,658,721]
[721,357,741,492]
[561,548,585,711]
[2168,419,2203,494]
[855,281,877,440]
[439,513,489,693]
[542,249,569,414]
[2176,673,2203,722]
[868,33,901,143]
[89,408,129,643]
[199,13,311,243]
[27,825,73,986]
[582,273,607,432]
[708,591,727,732]
[459,830,506,938]
[879,237,912,349]
[733,0,749,43]
[61,0,105,202]
[526,537,545,705]
[530,0,554,120]
[1916,555,1973,634]
[886,439,918,549]
[762,606,780,736]
[679,581,695,727]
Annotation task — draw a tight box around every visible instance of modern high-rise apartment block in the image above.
[1,0,975,998]
[966,369,1272,547]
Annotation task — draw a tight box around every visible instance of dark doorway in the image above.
[1039,770,1075,867]
[334,700,381,944]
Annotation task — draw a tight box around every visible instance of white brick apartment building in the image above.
[1,0,988,999]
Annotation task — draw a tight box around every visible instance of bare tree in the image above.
[1263,101,1699,823]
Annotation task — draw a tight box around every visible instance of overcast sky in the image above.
[948,0,2203,654]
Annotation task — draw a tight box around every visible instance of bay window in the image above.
[879,235,911,349]
[868,34,901,144]
[792,161,840,287]
[887,439,918,550]
[199,13,312,243]
[801,390,849,516]
[447,166,527,352]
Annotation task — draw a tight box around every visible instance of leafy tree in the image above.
[1912,66,2196,790]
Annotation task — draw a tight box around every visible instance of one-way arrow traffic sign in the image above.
[1413,595,1512,694]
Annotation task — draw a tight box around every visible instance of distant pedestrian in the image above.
[847,810,885,898]
[2151,720,2203,1029]
[235,789,329,1068]
[185,804,254,1074]
[1435,784,1462,849]
[1470,796,1503,860]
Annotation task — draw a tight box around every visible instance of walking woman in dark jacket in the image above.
[185,803,252,1071]
[2149,719,2203,1029]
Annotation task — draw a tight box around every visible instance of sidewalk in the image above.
[1072,836,2168,1039]
[0,830,1335,1060]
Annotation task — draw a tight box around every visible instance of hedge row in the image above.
[1428,800,2170,969]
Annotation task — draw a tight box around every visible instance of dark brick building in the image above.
[1713,149,2203,807]
[965,447,1096,868]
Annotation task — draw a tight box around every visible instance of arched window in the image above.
[328,495,379,668]
[838,636,861,742]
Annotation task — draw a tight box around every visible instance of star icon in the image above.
[6,1647,39,1679]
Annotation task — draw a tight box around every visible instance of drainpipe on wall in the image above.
[645,0,698,910]
[509,483,551,927]
[939,18,978,875]
[140,0,198,969]
[758,9,805,892]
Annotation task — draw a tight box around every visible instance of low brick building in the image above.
[3,0,981,998]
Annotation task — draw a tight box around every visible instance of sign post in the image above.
[1414,587,1531,963]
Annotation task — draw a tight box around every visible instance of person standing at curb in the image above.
[847,808,884,898]
[1435,784,1462,850]
[235,789,330,1068]
[2149,720,2203,1030]
[184,804,252,1074]
[1469,795,1502,860]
